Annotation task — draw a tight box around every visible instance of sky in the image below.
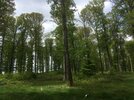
[14,0,112,33]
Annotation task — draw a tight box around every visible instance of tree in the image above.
[16,13,44,73]
[108,0,134,72]
[0,0,15,73]
[28,13,44,73]
[48,0,76,86]
[110,0,134,38]
[45,38,53,71]
[125,41,134,72]
[4,16,17,73]
[52,26,64,71]
[16,14,28,73]
[81,0,108,73]
[73,26,97,76]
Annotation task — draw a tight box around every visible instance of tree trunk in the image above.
[102,22,113,69]
[61,0,73,86]
[9,26,17,73]
[96,29,103,74]
[129,56,133,72]
[0,35,5,74]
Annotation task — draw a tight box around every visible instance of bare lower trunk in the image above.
[9,27,17,73]
[0,35,5,74]
[129,56,133,72]
[96,30,103,74]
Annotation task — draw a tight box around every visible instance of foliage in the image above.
[82,63,96,76]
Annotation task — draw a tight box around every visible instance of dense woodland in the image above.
[0,0,134,87]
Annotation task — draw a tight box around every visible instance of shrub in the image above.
[12,72,37,80]
[82,64,96,76]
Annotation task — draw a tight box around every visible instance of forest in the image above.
[0,0,134,100]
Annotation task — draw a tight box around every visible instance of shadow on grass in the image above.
[0,91,87,100]
[24,80,65,86]
[0,89,134,100]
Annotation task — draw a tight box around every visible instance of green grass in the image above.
[0,72,134,100]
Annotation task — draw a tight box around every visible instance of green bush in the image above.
[82,64,96,76]
[3,73,13,79]
[12,72,37,80]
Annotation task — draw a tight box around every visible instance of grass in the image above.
[0,72,134,100]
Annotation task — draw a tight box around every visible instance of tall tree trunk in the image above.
[61,0,73,86]
[35,50,37,73]
[102,22,113,69]
[9,26,17,73]
[129,56,133,72]
[50,56,53,71]
[0,35,5,74]
[96,29,103,74]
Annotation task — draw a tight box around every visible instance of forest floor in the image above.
[0,72,134,100]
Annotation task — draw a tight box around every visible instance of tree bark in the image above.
[61,0,73,86]
[0,35,5,74]
[102,21,113,69]
[9,25,17,73]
